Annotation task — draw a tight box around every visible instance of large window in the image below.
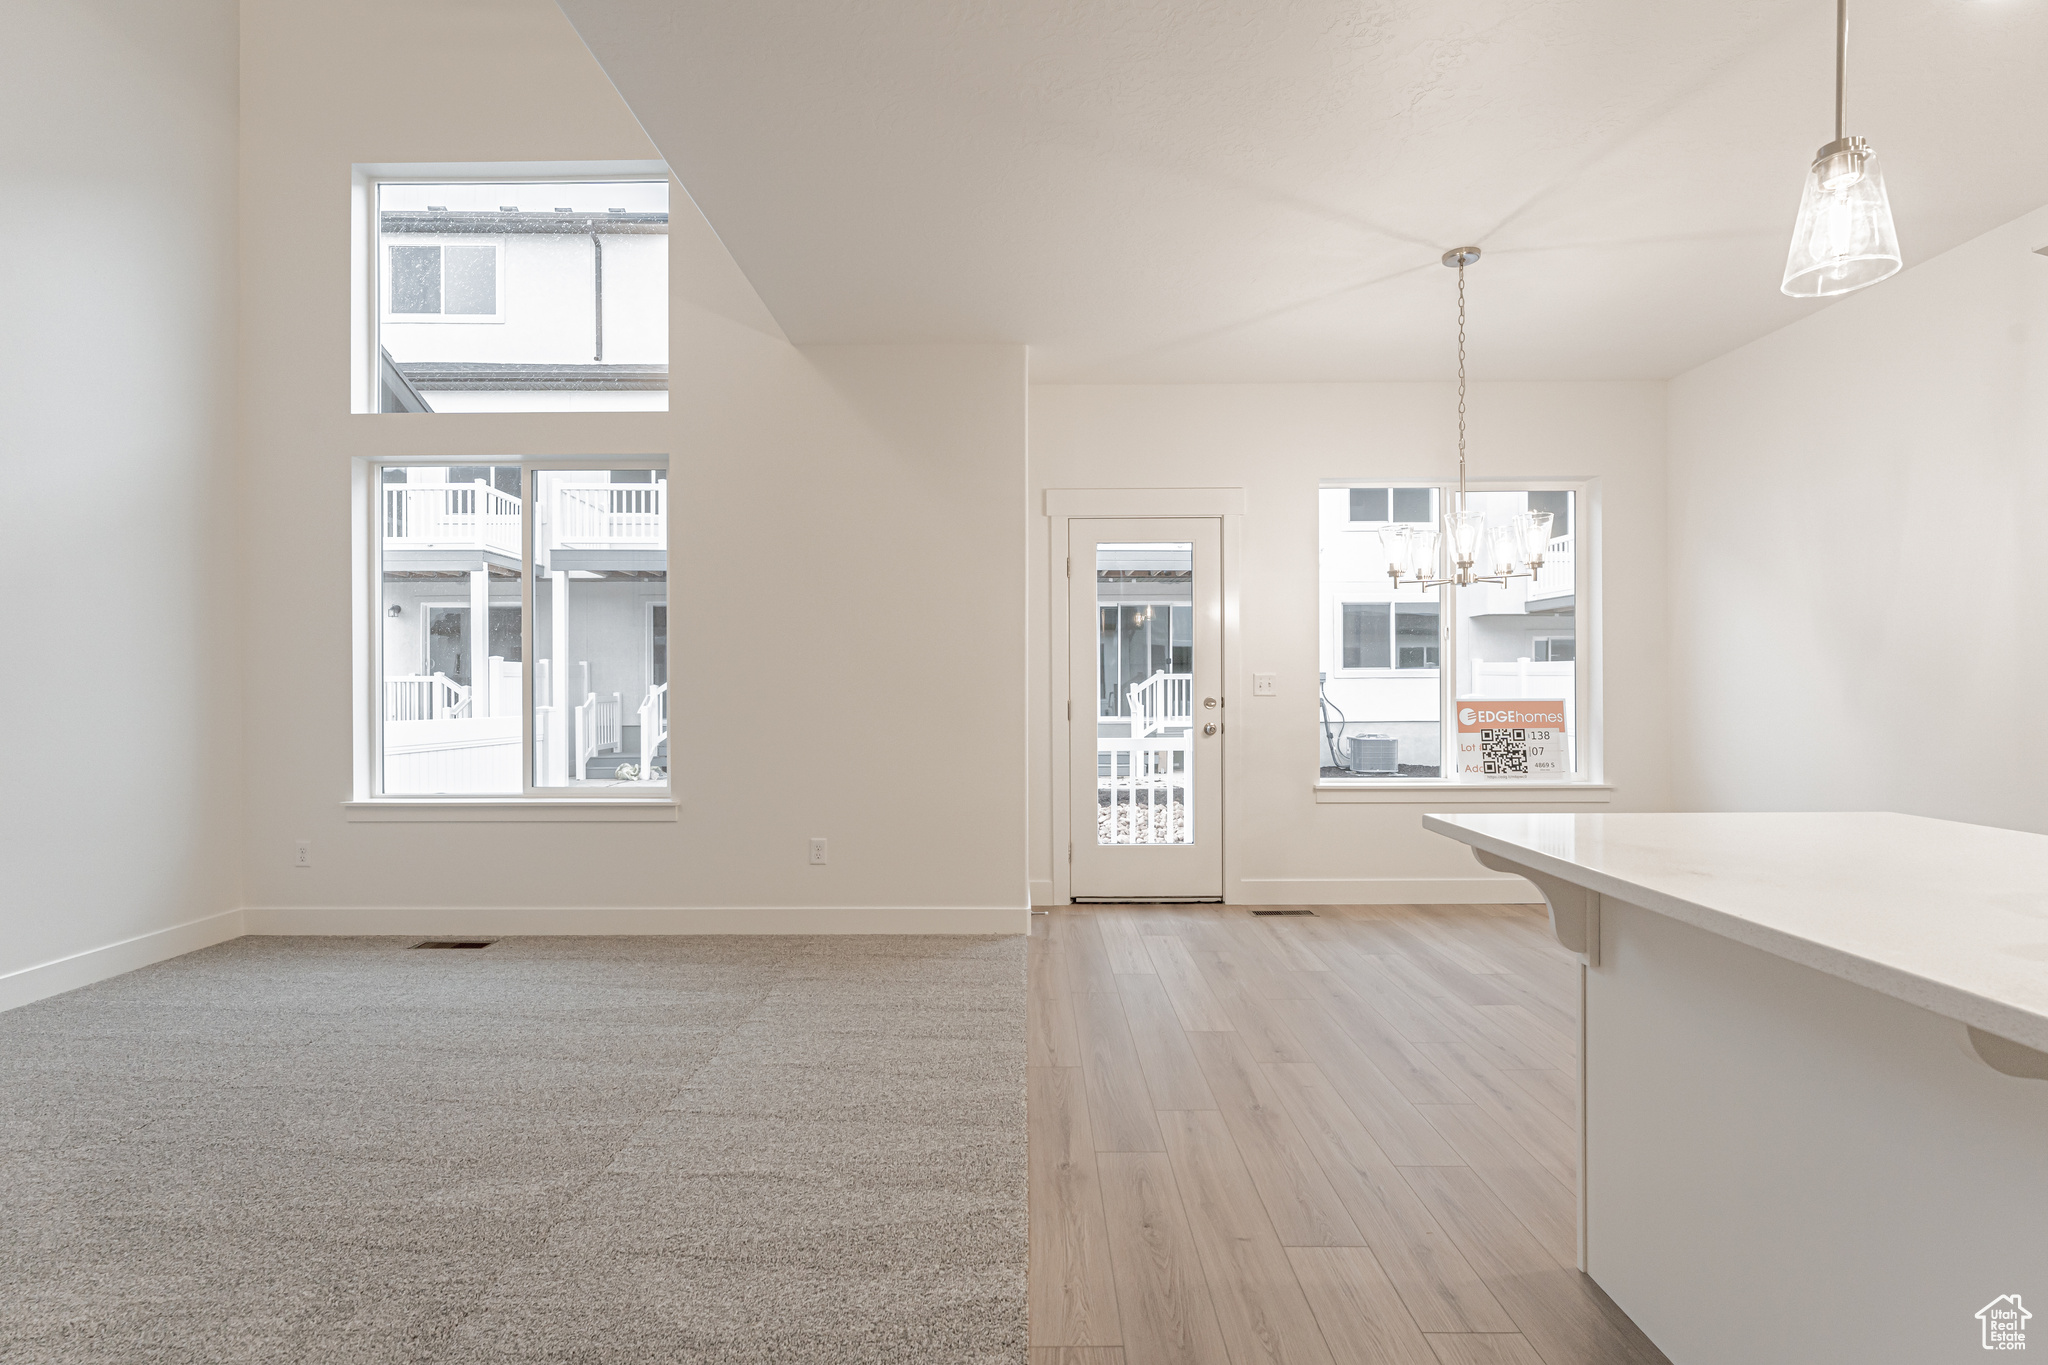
[374,461,668,797]
[372,178,670,414]
[1318,482,1586,782]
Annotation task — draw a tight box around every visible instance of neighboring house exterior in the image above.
[380,465,668,794]
[1318,486,1577,775]
[377,183,669,413]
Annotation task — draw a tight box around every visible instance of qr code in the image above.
[1480,727,1528,775]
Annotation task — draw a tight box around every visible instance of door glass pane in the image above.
[1320,487,1441,777]
[379,465,523,794]
[1095,542,1193,845]
[1455,489,1577,774]
[532,468,669,787]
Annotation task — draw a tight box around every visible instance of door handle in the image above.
[1203,722,1218,736]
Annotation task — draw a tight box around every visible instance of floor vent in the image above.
[411,939,495,949]
[1251,909,1316,916]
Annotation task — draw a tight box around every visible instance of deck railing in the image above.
[1529,533,1574,600]
[552,479,666,549]
[1097,737,1191,844]
[385,673,470,720]
[638,682,668,778]
[1099,669,1194,844]
[383,481,521,559]
[576,690,622,777]
[1129,670,1193,738]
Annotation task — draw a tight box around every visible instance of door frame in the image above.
[1046,487,1245,906]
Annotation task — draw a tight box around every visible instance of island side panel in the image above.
[1585,897,2048,1364]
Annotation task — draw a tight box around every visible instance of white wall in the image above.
[1668,205,2048,834]
[238,0,1029,933]
[1028,383,1670,904]
[0,0,247,1007]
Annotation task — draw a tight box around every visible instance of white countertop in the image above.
[1423,811,2048,1053]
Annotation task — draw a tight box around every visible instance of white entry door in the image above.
[1069,518,1224,900]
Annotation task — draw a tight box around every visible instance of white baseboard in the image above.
[1029,880,1057,907]
[242,904,1030,936]
[0,908,247,1013]
[1235,876,1538,906]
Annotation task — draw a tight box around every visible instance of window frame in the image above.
[360,454,671,807]
[1317,476,1600,792]
[382,236,507,324]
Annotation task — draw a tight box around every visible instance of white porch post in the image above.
[468,567,491,718]
[549,566,571,784]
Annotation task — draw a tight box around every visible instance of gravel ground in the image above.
[1098,796,1188,843]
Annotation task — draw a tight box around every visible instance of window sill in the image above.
[344,799,677,823]
[1313,782,1613,805]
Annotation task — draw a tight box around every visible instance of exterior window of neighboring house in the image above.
[1318,483,1587,781]
[375,460,669,797]
[386,242,501,319]
[1348,486,1434,524]
[1341,601,1440,670]
[372,177,671,415]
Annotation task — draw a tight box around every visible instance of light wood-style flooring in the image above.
[1027,903,1669,1365]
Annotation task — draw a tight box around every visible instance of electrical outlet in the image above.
[1254,673,1277,696]
[294,840,312,868]
[808,837,828,866]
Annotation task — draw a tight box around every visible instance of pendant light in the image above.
[1781,0,1901,297]
[1377,248,1551,591]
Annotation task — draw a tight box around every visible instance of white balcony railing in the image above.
[1529,533,1574,600]
[576,690,622,777]
[384,481,521,559]
[1129,670,1192,738]
[551,479,665,549]
[386,673,470,720]
[1098,670,1193,844]
[638,683,668,777]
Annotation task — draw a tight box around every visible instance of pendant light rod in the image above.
[1835,0,1849,142]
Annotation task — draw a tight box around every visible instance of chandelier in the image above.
[1377,247,1553,591]
[1781,0,1901,297]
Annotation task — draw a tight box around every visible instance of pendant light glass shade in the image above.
[1781,147,1901,297]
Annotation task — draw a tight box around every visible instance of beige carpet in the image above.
[1,934,1027,1363]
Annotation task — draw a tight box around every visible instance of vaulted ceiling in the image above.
[557,0,2048,381]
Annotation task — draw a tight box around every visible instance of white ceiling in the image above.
[557,0,2048,382]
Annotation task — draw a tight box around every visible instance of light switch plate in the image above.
[1253,673,1277,696]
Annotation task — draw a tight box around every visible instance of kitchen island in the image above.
[1424,811,2048,1365]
